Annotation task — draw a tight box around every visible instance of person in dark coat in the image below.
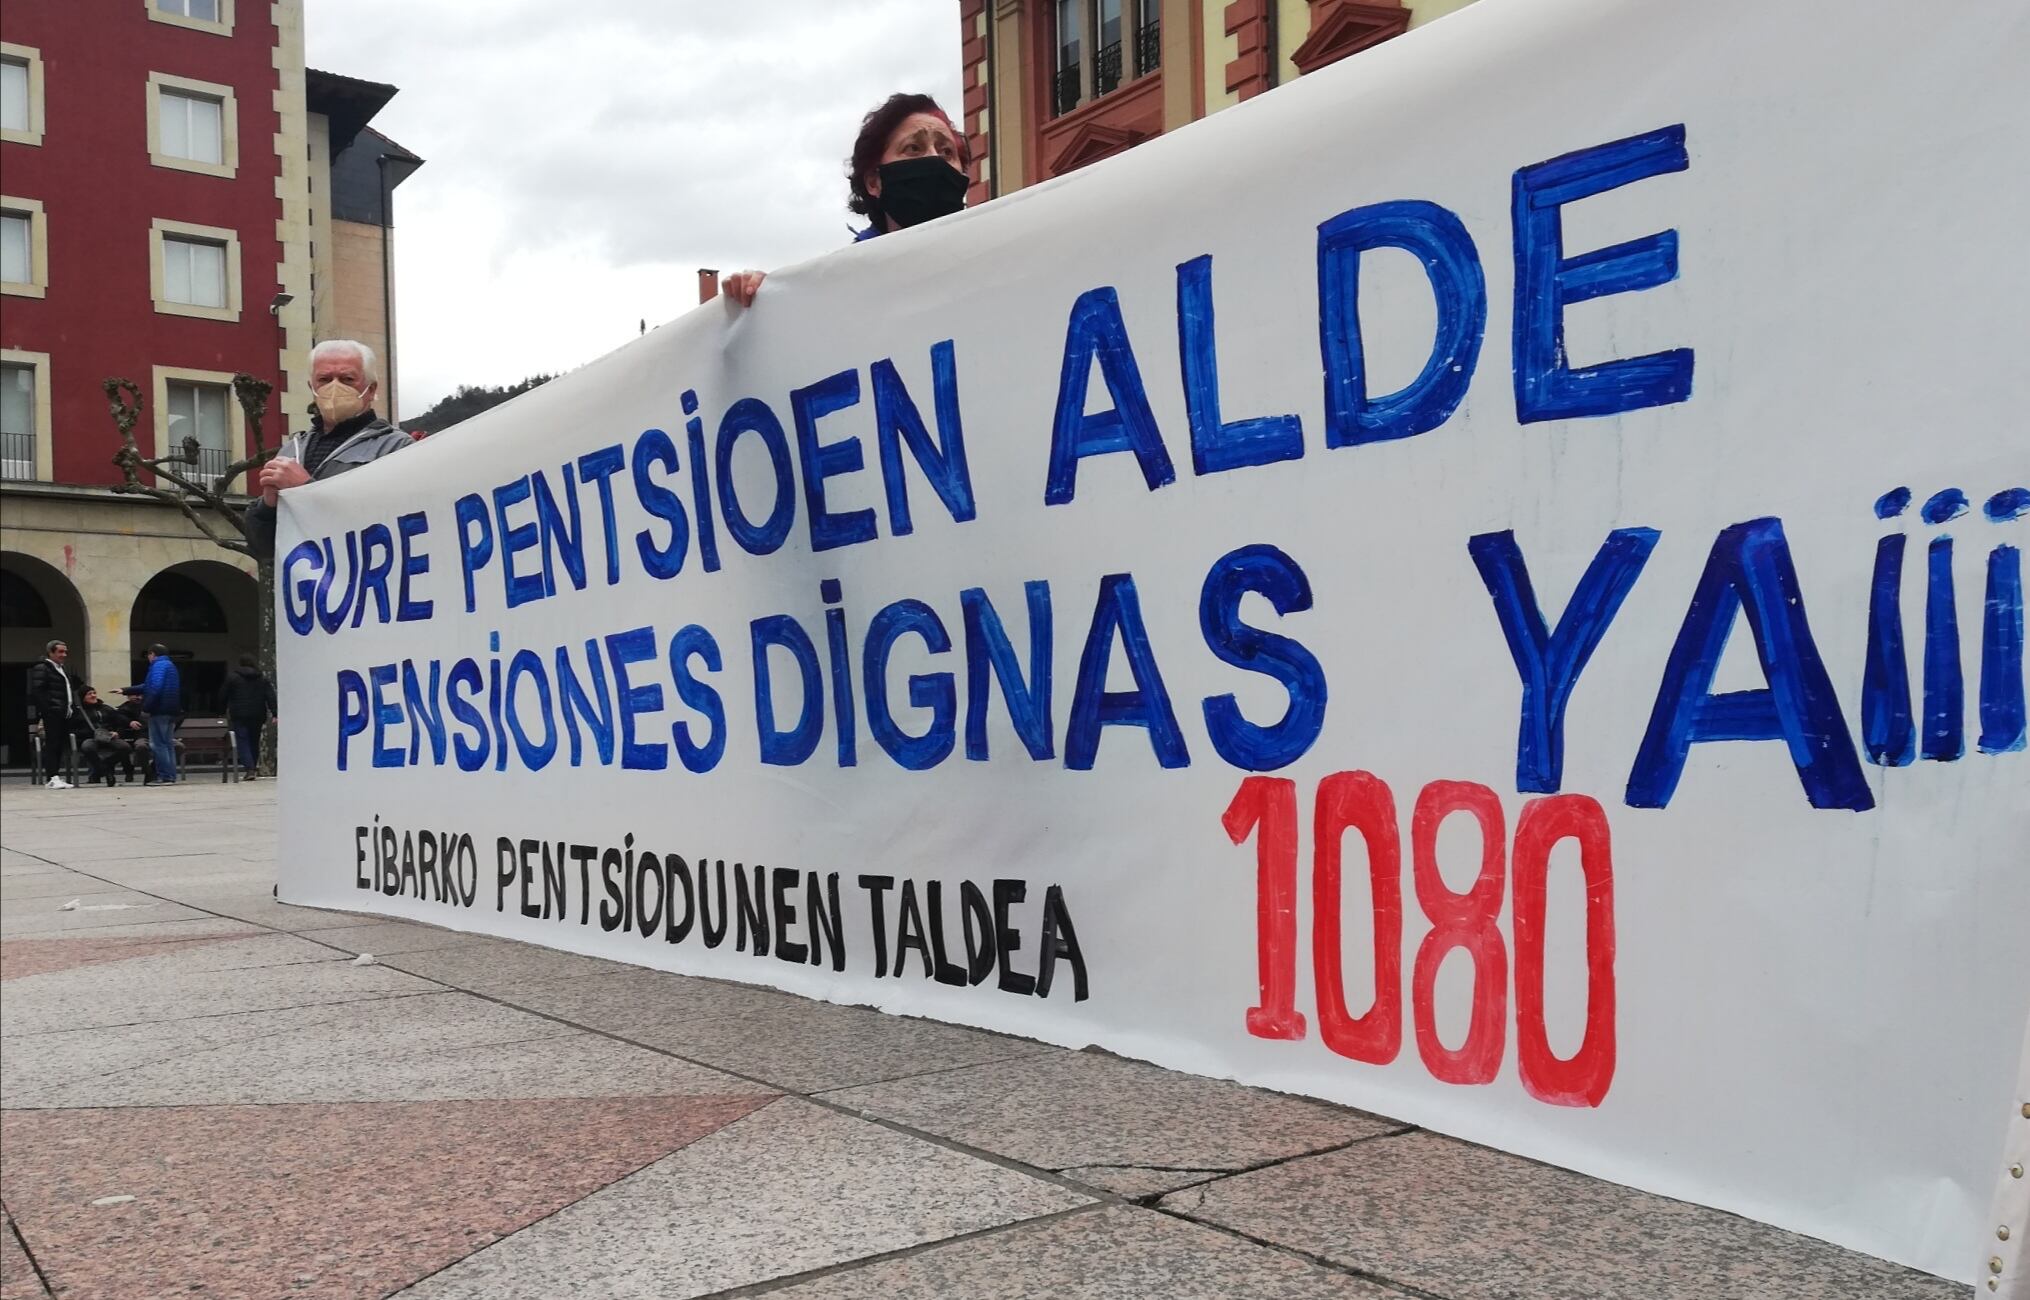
[244,340,414,561]
[26,639,84,788]
[75,688,138,786]
[221,653,276,779]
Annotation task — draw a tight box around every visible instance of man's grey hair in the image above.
[311,339,379,386]
[44,639,65,655]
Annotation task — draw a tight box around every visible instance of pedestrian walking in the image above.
[222,652,276,780]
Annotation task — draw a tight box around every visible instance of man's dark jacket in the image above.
[246,411,412,560]
[222,667,277,723]
[26,659,81,726]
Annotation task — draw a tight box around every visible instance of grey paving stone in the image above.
[0,1000,382,1103]
[0,917,261,947]
[398,1099,1089,1299]
[15,989,759,1108]
[0,951,436,1035]
[597,995,1053,1093]
[298,920,500,957]
[1164,1130,1962,1300]
[83,865,276,897]
[826,1049,1402,1188]
[0,891,212,936]
[765,1204,1396,1299]
[158,890,361,931]
[379,939,641,989]
[6,931,342,979]
[493,968,807,1033]
[0,871,103,901]
[1059,1164,1228,1199]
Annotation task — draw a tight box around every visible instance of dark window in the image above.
[1053,0,1161,118]
[0,569,53,628]
[133,572,229,634]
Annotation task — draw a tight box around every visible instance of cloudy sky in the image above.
[306,0,964,418]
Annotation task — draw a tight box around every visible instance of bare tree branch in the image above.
[104,370,284,770]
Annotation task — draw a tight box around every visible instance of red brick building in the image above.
[0,0,418,766]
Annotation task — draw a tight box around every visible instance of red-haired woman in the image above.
[721,92,970,307]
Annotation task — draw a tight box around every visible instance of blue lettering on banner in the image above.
[873,341,976,536]
[335,669,366,770]
[1512,124,1693,424]
[1470,527,1659,792]
[669,624,726,773]
[1065,574,1188,770]
[454,494,493,615]
[448,658,488,772]
[575,444,627,586]
[402,659,447,766]
[1627,517,1871,811]
[792,369,879,553]
[863,599,957,771]
[963,582,1054,762]
[608,626,668,771]
[1317,199,1486,447]
[396,511,433,621]
[283,539,322,636]
[492,476,544,609]
[352,523,395,629]
[717,398,798,556]
[505,649,557,770]
[1178,255,1304,474]
[1198,544,1327,771]
[316,532,359,635]
[556,640,615,767]
[1046,288,1175,505]
[531,463,587,597]
[751,614,823,765]
[369,663,403,769]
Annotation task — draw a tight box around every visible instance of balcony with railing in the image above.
[0,431,34,482]
[1054,64,1081,117]
[1093,40,1123,97]
[1135,19,1161,76]
[193,444,230,486]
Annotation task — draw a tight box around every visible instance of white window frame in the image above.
[152,366,247,492]
[150,218,241,322]
[147,72,238,179]
[147,0,235,38]
[1,197,48,299]
[0,43,46,147]
[0,349,55,483]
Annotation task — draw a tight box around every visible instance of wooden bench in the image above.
[176,718,239,782]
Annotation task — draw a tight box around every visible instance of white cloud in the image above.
[307,0,965,417]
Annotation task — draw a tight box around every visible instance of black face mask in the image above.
[873,157,968,230]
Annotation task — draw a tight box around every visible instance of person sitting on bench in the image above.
[75,688,139,787]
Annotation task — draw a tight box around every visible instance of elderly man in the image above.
[26,638,84,788]
[246,339,412,560]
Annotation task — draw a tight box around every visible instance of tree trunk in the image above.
[259,559,279,777]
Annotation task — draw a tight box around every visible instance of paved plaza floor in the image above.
[0,781,1965,1298]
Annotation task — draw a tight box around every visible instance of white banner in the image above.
[276,0,2028,1280]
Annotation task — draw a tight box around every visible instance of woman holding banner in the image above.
[719,92,970,307]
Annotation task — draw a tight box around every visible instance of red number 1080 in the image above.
[1223,774,1616,1108]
